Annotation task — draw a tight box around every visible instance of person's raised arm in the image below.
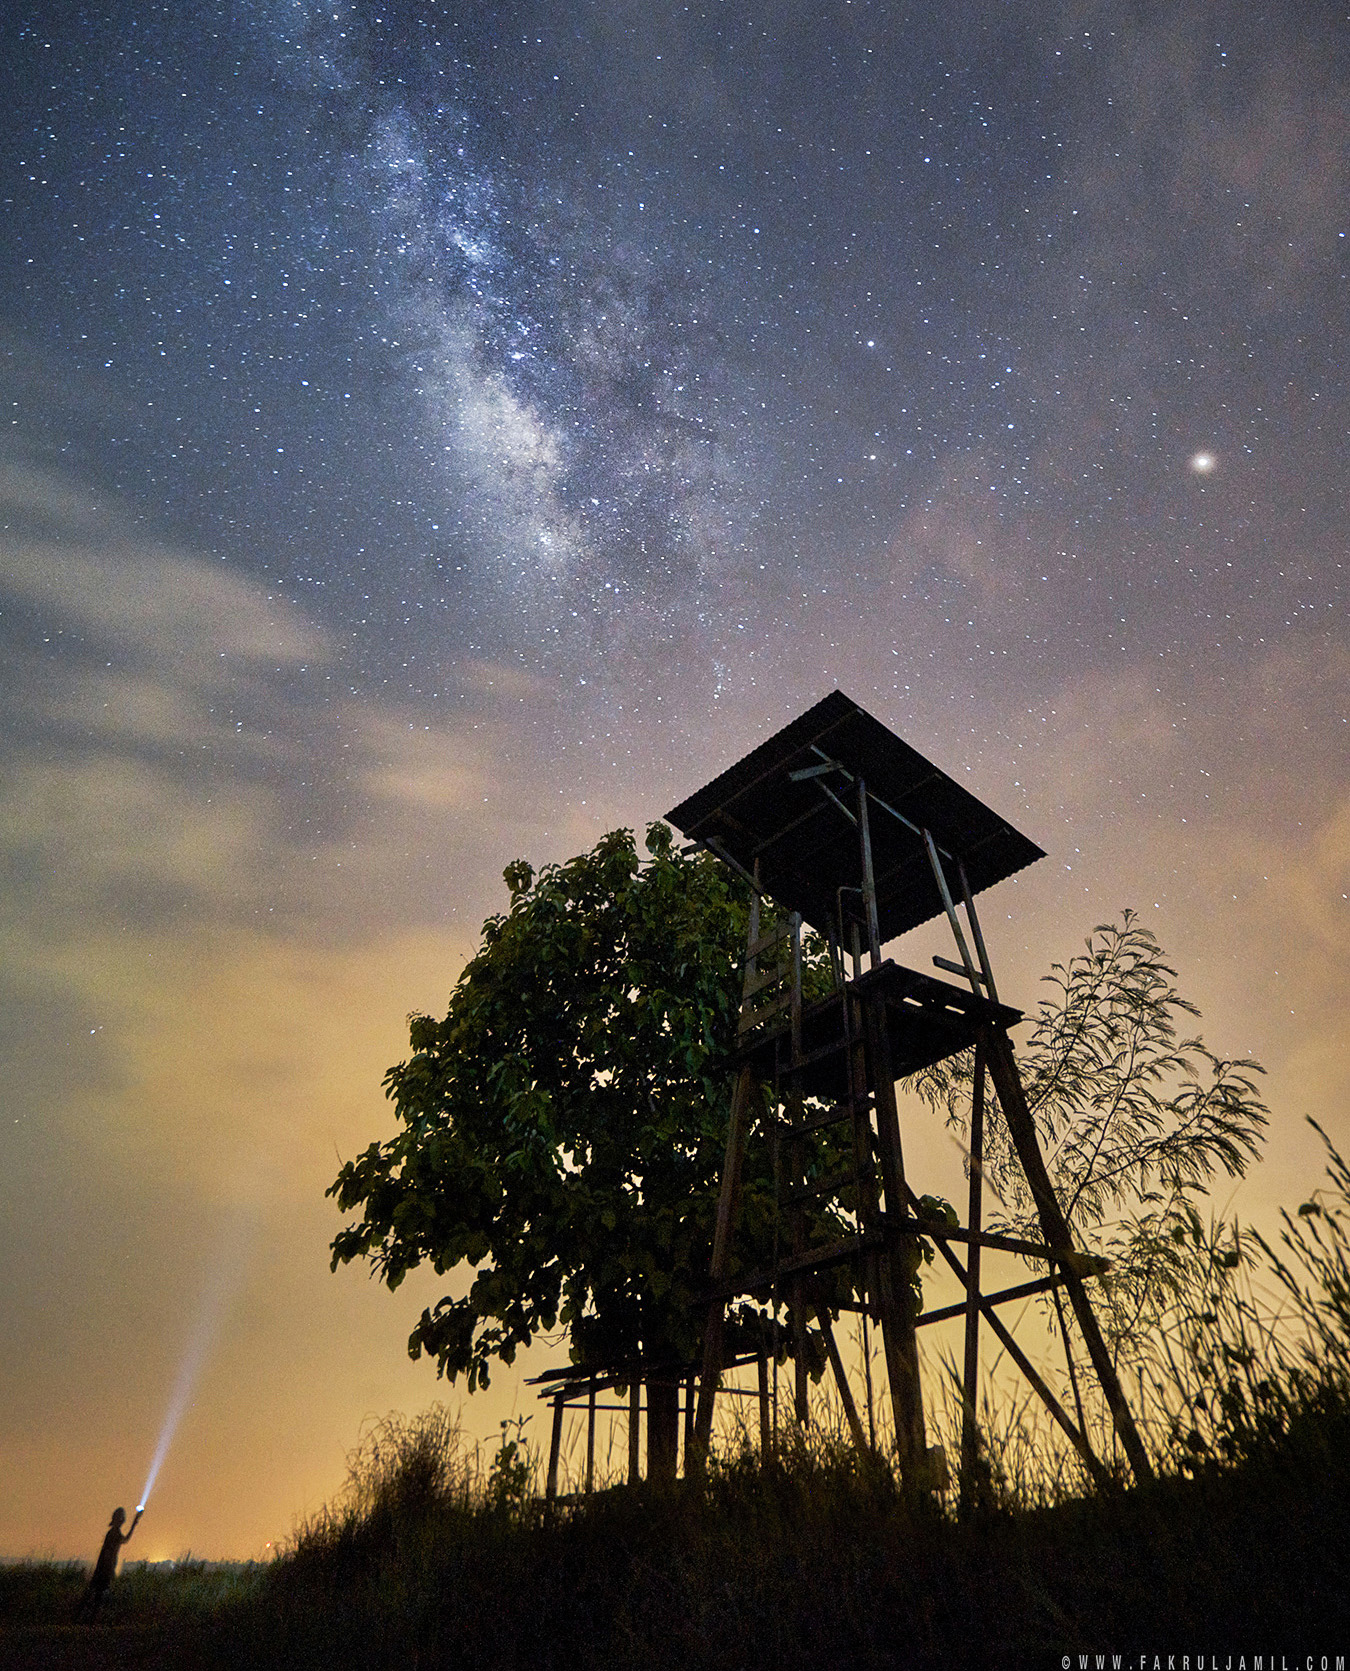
[122,1508,143,1545]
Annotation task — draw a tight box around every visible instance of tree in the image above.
[328,824,850,1480]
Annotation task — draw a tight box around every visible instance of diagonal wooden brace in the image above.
[980,1025,1153,1481]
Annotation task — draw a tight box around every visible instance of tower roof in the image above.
[665,690,1044,942]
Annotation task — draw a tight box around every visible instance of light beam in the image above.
[138,1207,255,1511]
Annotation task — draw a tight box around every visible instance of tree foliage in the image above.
[328,824,850,1393]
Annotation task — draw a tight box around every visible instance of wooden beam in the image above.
[861,988,927,1477]
[857,778,883,967]
[817,1303,869,1454]
[922,1273,1069,1328]
[585,1377,596,1495]
[704,1220,1105,1303]
[922,827,982,993]
[691,1065,754,1465]
[957,860,1001,1006]
[546,1394,565,1504]
[960,1043,984,1515]
[981,1026,1152,1482]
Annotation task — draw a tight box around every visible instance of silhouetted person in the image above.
[76,1506,142,1620]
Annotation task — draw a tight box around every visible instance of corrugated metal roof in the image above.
[665,690,1045,941]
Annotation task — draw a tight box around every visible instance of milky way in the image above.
[2,0,1347,1557]
[10,2,1344,705]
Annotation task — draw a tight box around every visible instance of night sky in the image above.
[2,1,1346,1559]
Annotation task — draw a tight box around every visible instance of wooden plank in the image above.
[891,1217,1108,1269]
[857,778,883,966]
[980,1304,1109,1489]
[957,859,1001,1005]
[703,1233,873,1301]
[923,827,982,992]
[791,1033,851,1069]
[748,926,792,958]
[529,1346,766,1394]
[781,1097,867,1136]
[738,990,793,1032]
[742,962,787,1000]
[783,1168,857,1206]
[814,775,859,829]
[703,1215,1106,1304]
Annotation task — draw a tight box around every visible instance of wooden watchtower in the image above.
[669,691,1150,1497]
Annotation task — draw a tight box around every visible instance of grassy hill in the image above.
[12,1121,1350,1668]
[4,1382,1347,1671]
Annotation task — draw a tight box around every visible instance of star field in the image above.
[8,2,1344,701]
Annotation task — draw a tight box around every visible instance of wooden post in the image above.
[857,779,883,968]
[546,1394,565,1504]
[960,1044,985,1515]
[648,1376,680,1484]
[683,1372,695,1473]
[692,1065,755,1464]
[628,1377,640,1485]
[923,828,982,993]
[757,1352,772,1460]
[784,1080,810,1426]
[860,990,927,1478]
[792,1289,809,1425]
[842,998,883,1462]
[957,860,1000,1005]
[861,1310,877,1451]
[585,1376,597,1494]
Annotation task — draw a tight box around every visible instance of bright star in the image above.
[1190,451,1216,474]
